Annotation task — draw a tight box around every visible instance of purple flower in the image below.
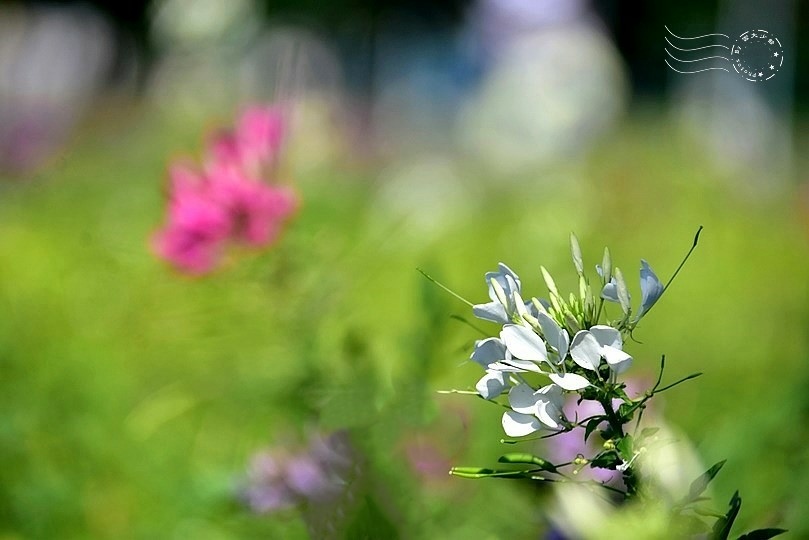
[545,379,650,484]
[240,432,355,514]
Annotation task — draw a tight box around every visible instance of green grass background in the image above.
[1,106,807,538]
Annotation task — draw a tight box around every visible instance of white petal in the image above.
[569,331,602,371]
[487,360,543,373]
[472,301,508,324]
[508,383,539,414]
[549,373,590,391]
[502,411,541,437]
[497,262,521,287]
[602,346,633,374]
[638,259,664,317]
[501,325,547,362]
[485,264,521,303]
[536,383,565,404]
[537,400,562,429]
[535,384,565,428]
[470,337,507,368]
[537,312,569,362]
[589,325,622,349]
[600,281,620,303]
[476,371,507,399]
[498,359,544,373]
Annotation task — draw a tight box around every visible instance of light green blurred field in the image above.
[1,107,808,539]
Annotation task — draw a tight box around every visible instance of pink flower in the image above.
[151,165,231,274]
[207,105,285,173]
[236,105,285,166]
[206,163,297,247]
[153,103,297,275]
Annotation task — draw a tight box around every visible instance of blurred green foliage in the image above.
[0,108,808,538]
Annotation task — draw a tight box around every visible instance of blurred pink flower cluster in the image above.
[152,105,297,274]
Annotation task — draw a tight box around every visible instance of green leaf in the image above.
[584,417,604,442]
[617,434,634,460]
[590,451,622,470]
[693,507,729,518]
[737,528,788,540]
[617,402,637,422]
[711,491,742,540]
[498,453,558,473]
[612,385,631,401]
[686,460,727,503]
[639,427,660,439]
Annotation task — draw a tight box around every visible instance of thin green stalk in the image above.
[655,372,703,393]
[417,268,474,307]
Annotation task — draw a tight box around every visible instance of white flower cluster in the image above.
[467,235,664,438]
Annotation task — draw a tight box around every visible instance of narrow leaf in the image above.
[590,451,622,470]
[737,528,788,540]
[617,434,634,461]
[711,491,742,540]
[640,427,660,439]
[584,417,604,442]
[688,460,727,503]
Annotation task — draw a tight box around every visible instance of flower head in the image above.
[473,263,526,324]
[207,162,297,247]
[153,104,297,274]
[151,164,231,274]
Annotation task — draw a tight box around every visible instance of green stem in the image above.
[599,392,624,438]
[416,268,474,307]
[594,297,605,325]
[598,387,641,496]
[655,372,703,393]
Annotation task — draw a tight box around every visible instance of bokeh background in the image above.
[1,0,808,537]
